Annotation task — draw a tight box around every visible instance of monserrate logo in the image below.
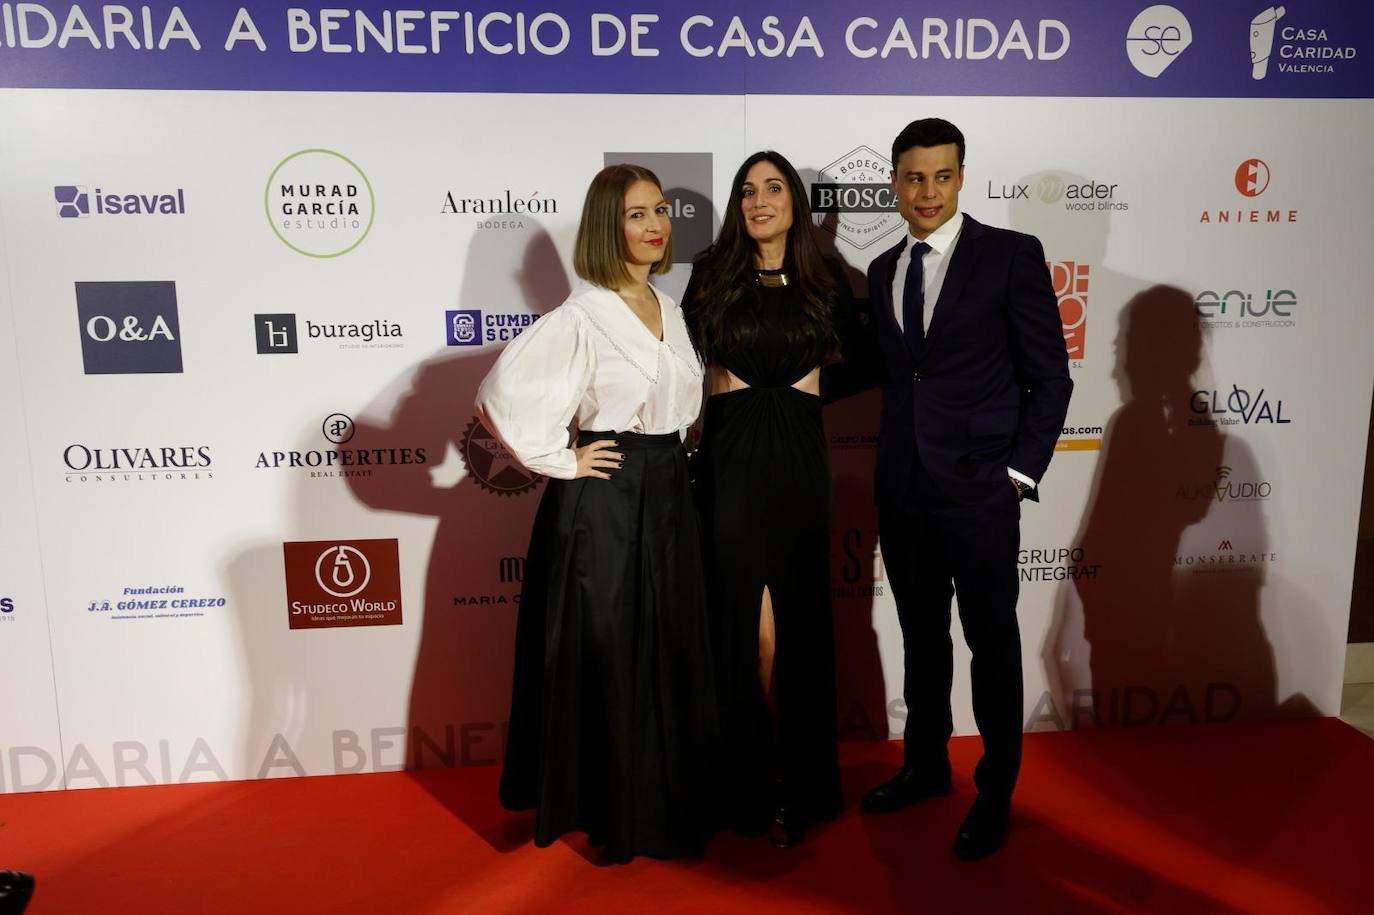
[1250,6,1285,79]
[1126,5,1192,78]
[283,539,402,629]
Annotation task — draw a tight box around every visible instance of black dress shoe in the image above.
[952,796,1010,861]
[0,870,35,915]
[860,766,952,815]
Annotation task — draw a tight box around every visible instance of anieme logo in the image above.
[1048,260,1090,362]
[811,146,903,251]
[254,413,427,480]
[1235,158,1270,197]
[265,149,374,258]
[1194,287,1296,329]
[55,184,185,218]
[283,539,402,629]
[75,281,182,375]
[1126,5,1192,78]
[461,416,542,497]
[605,152,714,263]
[445,308,539,346]
[1200,159,1297,225]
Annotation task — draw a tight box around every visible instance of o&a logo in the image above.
[460,416,542,497]
[810,146,902,251]
[265,149,374,258]
[1200,159,1297,225]
[604,152,714,263]
[254,413,427,480]
[62,443,214,483]
[1048,261,1090,362]
[283,539,402,629]
[1189,385,1292,427]
[75,281,182,374]
[1126,5,1192,78]
[54,184,186,218]
[446,308,539,346]
[1194,287,1296,329]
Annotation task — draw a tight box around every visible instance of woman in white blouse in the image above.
[478,164,719,863]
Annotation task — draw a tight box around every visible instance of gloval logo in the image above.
[283,539,403,630]
[1188,385,1292,426]
[461,416,542,497]
[75,281,182,374]
[1047,261,1089,360]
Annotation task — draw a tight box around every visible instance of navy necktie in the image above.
[902,240,931,354]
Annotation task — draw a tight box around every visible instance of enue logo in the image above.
[1235,159,1271,197]
[283,539,402,629]
[1048,261,1090,360]
[1126,5,1192,78]
[75,281,182,375]
[265,149,375,258]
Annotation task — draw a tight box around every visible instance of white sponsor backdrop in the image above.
[0,87,1371,791]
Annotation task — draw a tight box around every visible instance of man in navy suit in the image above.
[856,118,1072,860]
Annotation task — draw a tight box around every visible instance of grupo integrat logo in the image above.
[265,149,375,257]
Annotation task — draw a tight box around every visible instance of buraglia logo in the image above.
[55,184,185,218]
[62,444,213,483]
[265,149,375,257]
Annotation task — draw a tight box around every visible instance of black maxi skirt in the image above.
[499,430,720,862]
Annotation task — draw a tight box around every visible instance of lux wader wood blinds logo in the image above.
[282,539,402,629]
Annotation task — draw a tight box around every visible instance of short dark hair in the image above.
[891,118,966,169]
[573,163,673,289]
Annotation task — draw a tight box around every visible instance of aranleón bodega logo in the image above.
[75,281,182,374]
[283,539,402,629]
[265,148,375,258]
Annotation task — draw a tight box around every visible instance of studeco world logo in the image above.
[460,416,542,497]
[604,152,714,263]
[811,146,903,251]
[445,309,540,346]
[254,413,427,480]
[1249,6,1357,79]
[55,184,186,218]
[75,281,182,375]
[1189,385,1291,427]
[253,312,402,353]
[1176,539,1278,574]
[283,539,403,629]
[1176,465,1273,504]
[85,585,226,622]
[1048,260,1090,362]
[441,188,559,231]
[1126,4,1192,78]
[265,149,375,258]
[1019,546,1102,583]
[1194,287,1296,329]
[62,444,213,483]
[1200,159,1298,225]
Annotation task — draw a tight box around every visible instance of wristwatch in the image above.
[1010,477,1029,500]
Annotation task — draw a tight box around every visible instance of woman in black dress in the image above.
[683,151,851,846]
[479,165,719,863]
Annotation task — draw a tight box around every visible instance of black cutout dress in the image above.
[684,266,847,830]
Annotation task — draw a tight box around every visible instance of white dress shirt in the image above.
[475,281,704,480]
[889,211,1035,490]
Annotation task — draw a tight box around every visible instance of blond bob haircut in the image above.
[573,163,674,289]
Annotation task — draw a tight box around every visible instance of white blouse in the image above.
[475,281,704,480]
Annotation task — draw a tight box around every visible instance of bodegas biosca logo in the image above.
[265,149,375,258]
[283,539,403,630]
[254,413,427,480]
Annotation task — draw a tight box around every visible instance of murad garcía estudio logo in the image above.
[265,149,375,257]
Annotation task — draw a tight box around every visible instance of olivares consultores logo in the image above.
[283,539,402,629]
[265,149,375,257]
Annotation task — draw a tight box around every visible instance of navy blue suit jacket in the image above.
[859,214,1072,508]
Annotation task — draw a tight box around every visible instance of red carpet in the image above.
[2,719,1371,914]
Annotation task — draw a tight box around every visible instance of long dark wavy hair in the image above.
[686,151,838,362]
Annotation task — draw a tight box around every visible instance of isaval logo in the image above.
[1200,159,1297,225]
[460,416,542,497]
[604,152,714,263]
[811,146,903,251]
[254,413,427,480]
[62,443,214,483]
[265,149,374,258]
[1194,287,1295,329]
[283,539,403,629]
[1126,5,1192,78]
[75,281,182,375]
[1048,260,1090,361]
[54,184,185,218]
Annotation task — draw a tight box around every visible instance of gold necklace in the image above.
[755,270,789,287]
